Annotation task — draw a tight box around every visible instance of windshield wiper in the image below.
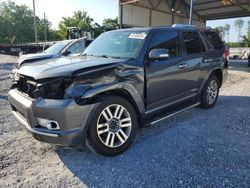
[82,54,121,59]
[82,53,94,57]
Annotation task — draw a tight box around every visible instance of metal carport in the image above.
[119,0,250,27]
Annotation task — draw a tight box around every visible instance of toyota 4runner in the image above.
[8,25,228,156]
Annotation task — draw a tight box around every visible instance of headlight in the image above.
[35,77,92,100]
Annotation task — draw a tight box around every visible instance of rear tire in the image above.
[87,96,138,156]
[200,75,220,109]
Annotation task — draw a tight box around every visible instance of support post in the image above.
[33,0,38,44]
[189,0,193,25]
[119,0,123,29]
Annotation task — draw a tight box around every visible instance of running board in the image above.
[149,102,200,126]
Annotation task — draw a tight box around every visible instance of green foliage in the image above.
[234,19,244,43]
[0,1,63,43]
[58,11,94,38]
[102,17,119,31]
[241,35,250,47]
[0,1,35,43]
[0,1,119,43]
[226,42,241,48]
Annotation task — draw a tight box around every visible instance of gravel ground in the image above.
[0,55,250,187]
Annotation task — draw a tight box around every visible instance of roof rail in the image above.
[172,24,212,30]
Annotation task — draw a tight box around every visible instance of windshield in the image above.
[83,30,148,59]
[44,40,72,54]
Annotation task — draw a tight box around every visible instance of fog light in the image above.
[37,118,60,130]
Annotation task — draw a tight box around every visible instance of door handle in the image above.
[178,63,188,69]
[204,59,213,63]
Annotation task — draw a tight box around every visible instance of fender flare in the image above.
[81,83,145,114]
[199,67,223,94]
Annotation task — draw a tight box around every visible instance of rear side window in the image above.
[149,31,180,58]
[202,31,223,50]
[182,32,206,54]
[85,40,93,47]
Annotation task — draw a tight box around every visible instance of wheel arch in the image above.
[211,68,223,88]
[81,83,145,125]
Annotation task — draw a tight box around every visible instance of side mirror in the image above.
[149,48,169,60]
[62,50,71,56]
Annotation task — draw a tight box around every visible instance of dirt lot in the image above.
[0,55,250,187]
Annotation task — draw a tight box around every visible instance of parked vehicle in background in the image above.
[8,25,228,156]
[15,37,93,69]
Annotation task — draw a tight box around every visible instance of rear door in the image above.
[180,31,208,92]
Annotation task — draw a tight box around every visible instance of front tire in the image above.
[87,96,138,156]
[200,75,220,109]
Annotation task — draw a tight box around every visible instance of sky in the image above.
[7,0,119,27]
[0,0,249,42]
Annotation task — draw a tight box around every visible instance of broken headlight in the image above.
[35,77,92,100]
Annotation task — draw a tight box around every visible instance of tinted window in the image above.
[150,31,180,58]
[203,31,223,50]
[183,32,206,54]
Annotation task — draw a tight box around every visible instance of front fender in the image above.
[81,82,145,114]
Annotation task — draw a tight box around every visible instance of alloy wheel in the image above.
[206,80,218,105]
[96,104,132,148]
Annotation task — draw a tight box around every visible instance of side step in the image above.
[147,102,200,126]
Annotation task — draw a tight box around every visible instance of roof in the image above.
[120,0,250,21]
[184,0,250,20]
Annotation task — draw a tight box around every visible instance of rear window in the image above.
[182,32,206,55]
[203,31,223,50]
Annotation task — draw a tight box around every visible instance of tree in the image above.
[0,1,35,43]
[241,35,250,47]
[0,1,62,43]
[92,22,104,37]
[102,17,119,31]
[224,24,230,43]
[234,19,244,43]
[58,11,94,38]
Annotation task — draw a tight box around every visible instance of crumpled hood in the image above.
[17,53,54,67]
[17,56,122,80]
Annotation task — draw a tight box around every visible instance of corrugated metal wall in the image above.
[120,0,205,27]
[122,4,150,27]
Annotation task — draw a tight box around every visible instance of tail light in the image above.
[224,47,230,67]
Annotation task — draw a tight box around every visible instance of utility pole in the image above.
[33,0,38,44]
[189,0,193,25]
[44,12,47,43]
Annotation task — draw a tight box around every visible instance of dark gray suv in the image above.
[8,25,228,156]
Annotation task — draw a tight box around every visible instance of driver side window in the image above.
[149,31,180,58]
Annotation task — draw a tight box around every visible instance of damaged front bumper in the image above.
[8,89,97,147]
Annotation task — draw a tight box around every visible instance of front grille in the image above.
[16,75,37,98]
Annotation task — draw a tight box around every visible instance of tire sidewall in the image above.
[88,96,138,156]
[200,75,220,109]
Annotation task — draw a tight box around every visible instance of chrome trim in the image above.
[145,94,197,115]
[150,102,200,126]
